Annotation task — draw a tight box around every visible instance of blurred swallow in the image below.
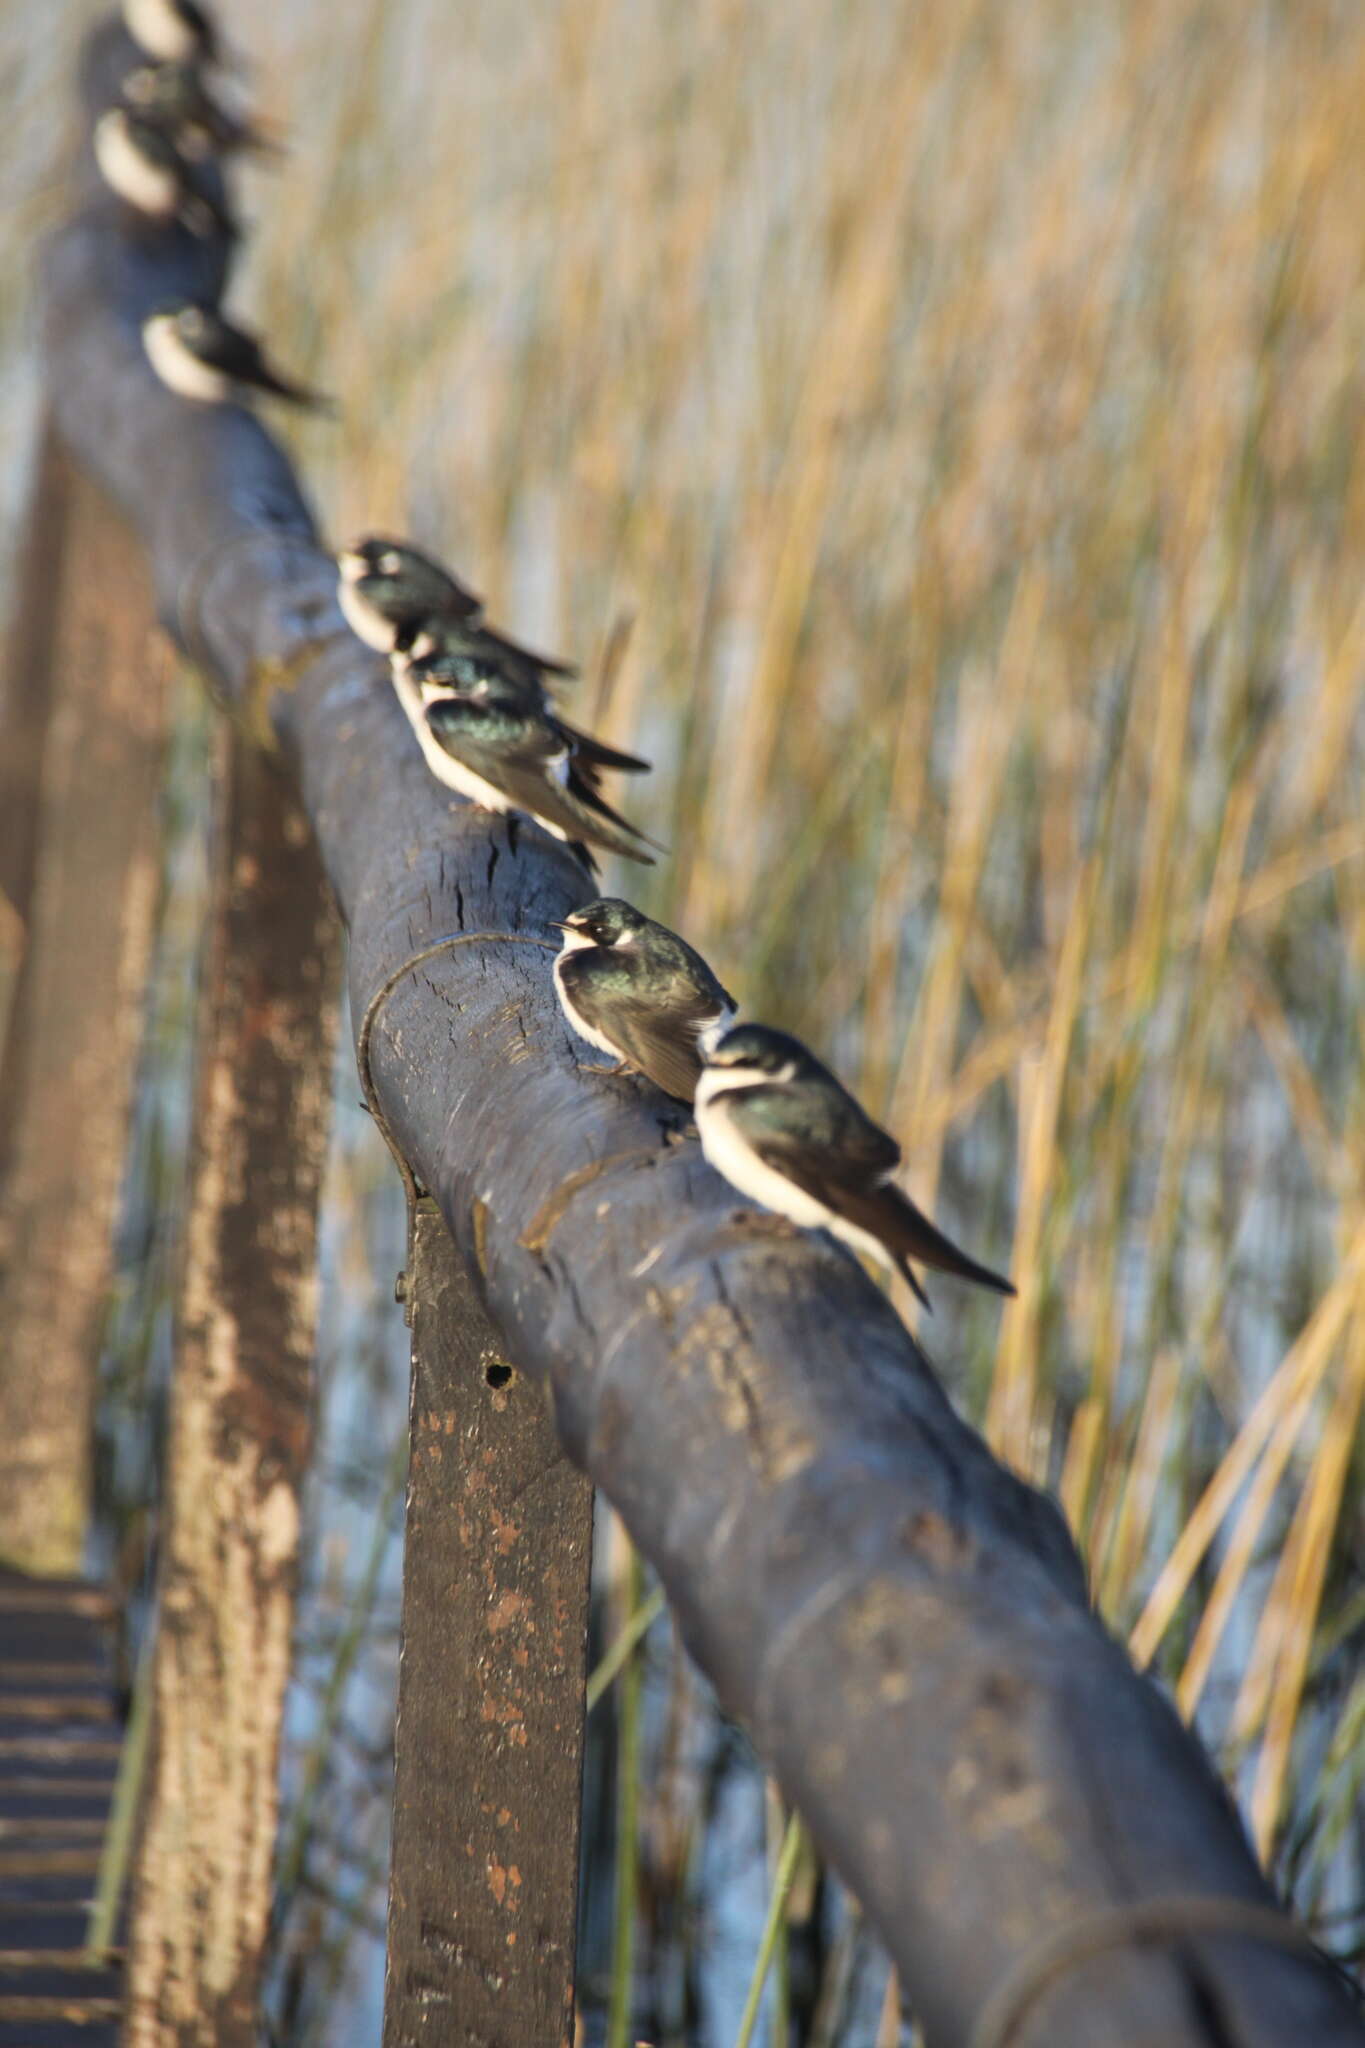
[335,537,483,654]
[142,300,333,409]
[409,610,575,685]
[121,61,283,161]
[402,664,657,865]
[402,645,647,780]
[551,899,736,1102]
[94,108,236,238]
[335,535,574,682]
[696,1024,1016,1307]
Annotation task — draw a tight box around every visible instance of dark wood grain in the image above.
[384,1203,592,2048]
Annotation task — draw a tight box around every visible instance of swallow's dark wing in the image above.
[198,320,330,408]
[607,998,708,1101]
[730,1082,1014,1301]
[562,957,725,1101]
[177,162,239,241]
[868,1182,1016,1297]
[557,718,650,775]
[375,570,483,639]
[395,548,484,617]
[662,935,738,1016]
[419,615,576,684]
[730,1079,899,1183]
[475,623,577,680]
[562,755,664,853]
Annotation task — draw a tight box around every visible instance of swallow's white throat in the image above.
[695,1059,795,1100]
[555,927,596,953]
[95,110,178,216]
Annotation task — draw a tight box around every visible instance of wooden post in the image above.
[0,453,173,1576]
[383,1204,593,2048]
[124,727,340,2048]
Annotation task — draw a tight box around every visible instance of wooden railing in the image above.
[0,14,1360,2048]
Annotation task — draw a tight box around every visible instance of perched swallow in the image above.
[335,536,573,679]
[551,899,737,1102]
[335,538,481,653]
[409,611,575,686]
[695,1025,1016,1307]
[142,301,332,410]
[121,61,283,162]
[399,664,656,865]
[401,647,647,780]
[123,0,220,65]
[94,108,235,239]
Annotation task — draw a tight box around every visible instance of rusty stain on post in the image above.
[125,726,339,2048]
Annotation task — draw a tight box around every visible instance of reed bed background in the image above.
[2,0,1363,2041]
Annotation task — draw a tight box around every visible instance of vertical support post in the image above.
[383,1204,593,2048]
[124,727,340,2048]
[0,453,173,1576]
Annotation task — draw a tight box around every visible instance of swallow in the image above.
[551,899,737,1101]
[335,537,482,653]
[123,0,221,66]
[335,536,574,679]
[142,300,333,410]
[121,61,283,162]
[398,663,657,865]
[93,108,236,239]
[695,1024,1016,1307]
[401,646,648,781]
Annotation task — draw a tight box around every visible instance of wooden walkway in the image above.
[0,1573,122,2045]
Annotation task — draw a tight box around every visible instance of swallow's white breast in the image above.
[124,0,199,61]
[338,579,399,653]
[552,955,623,1060]
[95,113,178,216]
[390,668,517,815]
[143,320,231,402]
[694,1086,830,1229]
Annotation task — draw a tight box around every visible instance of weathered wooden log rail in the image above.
[2,14,1360,2045]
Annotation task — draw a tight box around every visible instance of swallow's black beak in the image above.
[547,920,576,934]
